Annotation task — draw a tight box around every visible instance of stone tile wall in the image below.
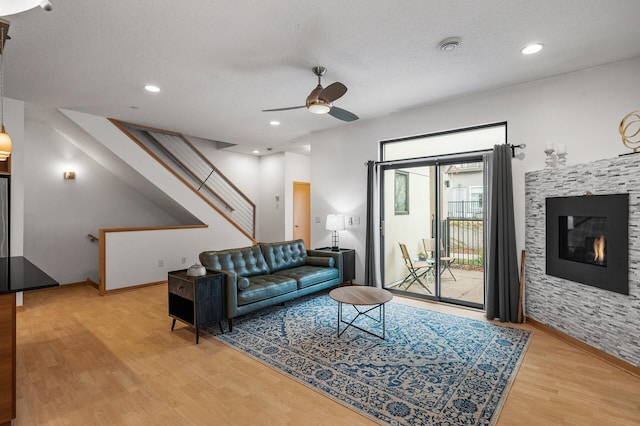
[525,155,640,367]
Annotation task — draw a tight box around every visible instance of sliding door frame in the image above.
[377,122,507,309]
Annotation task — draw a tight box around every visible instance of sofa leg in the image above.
[228,318,233,332]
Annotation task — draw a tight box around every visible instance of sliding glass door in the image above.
[381,159,485,308]
[438,161,484,306]
[378,122,506,309]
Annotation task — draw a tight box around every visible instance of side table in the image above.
[168,269,225,344]
[315,247,355,284]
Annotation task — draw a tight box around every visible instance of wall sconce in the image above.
[325,214,345,251]
[63,171,76,180]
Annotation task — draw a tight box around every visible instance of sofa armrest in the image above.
[204,267,238,319]
[307,250,343,283]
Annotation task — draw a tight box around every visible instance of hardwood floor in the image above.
[14,284,640,425]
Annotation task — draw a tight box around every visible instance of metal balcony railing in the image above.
[447,200,483,219]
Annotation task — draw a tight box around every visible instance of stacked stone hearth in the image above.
[525,155,640,367]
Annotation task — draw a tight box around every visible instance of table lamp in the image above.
[325,214,345,251]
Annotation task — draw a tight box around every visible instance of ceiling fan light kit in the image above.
[307,102,331,114]
[263,66,358,122]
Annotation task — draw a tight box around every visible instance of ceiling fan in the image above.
[262,66,359,122]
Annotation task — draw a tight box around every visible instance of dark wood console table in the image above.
[168,269,225,344]
[0,257,59,425]
[315,247,355,284]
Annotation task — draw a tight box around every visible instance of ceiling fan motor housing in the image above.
[306,84,331,114]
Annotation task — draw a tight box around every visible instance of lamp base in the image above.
[330,230,340,252]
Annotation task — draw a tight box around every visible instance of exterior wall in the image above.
[525,155,640,367]
[310,56,640,285]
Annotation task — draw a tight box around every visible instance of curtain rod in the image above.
[364,143,526,166]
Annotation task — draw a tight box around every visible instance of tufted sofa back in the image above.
[260,239,307,273]
[199,245,270,277]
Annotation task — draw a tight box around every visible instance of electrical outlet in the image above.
[181,257,187,264]
[158,260,164,267]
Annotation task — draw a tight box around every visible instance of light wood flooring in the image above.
[14,283,640,425]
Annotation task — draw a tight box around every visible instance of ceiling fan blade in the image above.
[319,82,347,103]
[262,106,306,112]
[328,106,359,122]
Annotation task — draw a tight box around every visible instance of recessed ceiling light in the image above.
[522,43,544,55]
[144,85,160,93]
[270,121,280,126]
[252,150,260,154]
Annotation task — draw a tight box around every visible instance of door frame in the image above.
[379,155,486,309]
[292,181,311,248]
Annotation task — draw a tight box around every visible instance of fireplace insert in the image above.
[546,193,628,295]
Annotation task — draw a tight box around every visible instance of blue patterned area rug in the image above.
[209,292,531,425]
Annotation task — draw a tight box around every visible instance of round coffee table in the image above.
[329,286,393,339]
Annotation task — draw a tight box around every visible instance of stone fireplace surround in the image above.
[525,155,640,368]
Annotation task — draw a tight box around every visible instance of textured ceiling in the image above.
[3,1,640,155]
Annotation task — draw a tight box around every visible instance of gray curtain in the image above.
[364,161,380,287]
[485,144,521,322]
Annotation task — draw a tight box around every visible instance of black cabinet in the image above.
[315,248,355,284]
[168,270,225,344]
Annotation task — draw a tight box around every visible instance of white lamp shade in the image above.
[0,0,41,16]
[325,214,345,231]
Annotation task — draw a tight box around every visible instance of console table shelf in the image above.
[168,269,225,344]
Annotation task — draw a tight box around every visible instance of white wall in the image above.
[257,153,285,243]
[256,152,311,244]
[5,97,24,257]
[310,56,640,284]
[6,98,24,305]
[23,110,189,284]
[104,226,232,290]
[12,108,261,288]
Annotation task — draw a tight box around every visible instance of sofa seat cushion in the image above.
[237,275,297,306]
[273,265,339,289]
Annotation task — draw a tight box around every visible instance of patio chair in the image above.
[397,242,432,293]
[423,238,457,281]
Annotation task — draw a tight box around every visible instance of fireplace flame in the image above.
[593,236,606,263]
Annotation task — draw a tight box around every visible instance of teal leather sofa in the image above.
[199,239,342,330]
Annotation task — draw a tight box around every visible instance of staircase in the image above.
[111,119,255,240]
[59,109,256,292]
